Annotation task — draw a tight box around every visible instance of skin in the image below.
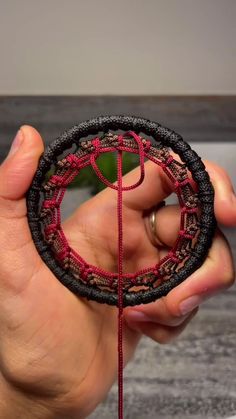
[0,125,235,418]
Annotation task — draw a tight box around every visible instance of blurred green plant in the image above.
[46,152,140,195]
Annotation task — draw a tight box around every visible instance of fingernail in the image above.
[8,129,24,158]
[126,310,153,323]
[179,295,203,316]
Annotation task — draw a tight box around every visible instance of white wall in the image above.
[0,0,235,95]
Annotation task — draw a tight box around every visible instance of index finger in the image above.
[101,159,196,211]
[102,156,236,227]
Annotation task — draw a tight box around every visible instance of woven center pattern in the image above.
[39,131,200,294]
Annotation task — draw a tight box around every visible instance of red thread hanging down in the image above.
[117,147,124,419]
[89,132,146,419]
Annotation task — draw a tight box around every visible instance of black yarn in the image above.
[26,115,216,307]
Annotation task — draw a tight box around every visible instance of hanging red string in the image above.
[90,132,146,419]
[89,132,146,418]
[117,145,124,419]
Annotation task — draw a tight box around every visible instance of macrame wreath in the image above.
[26,115,216,307]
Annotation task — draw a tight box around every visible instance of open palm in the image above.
[0,126,234,419]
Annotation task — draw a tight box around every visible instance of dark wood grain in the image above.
[0,96,235,162]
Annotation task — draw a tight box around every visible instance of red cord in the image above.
[117,145,124,419]
[89,133,146,419]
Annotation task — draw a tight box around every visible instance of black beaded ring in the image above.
[26,115,216,307]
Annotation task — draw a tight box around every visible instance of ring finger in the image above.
[125,228,235,333]
[143,203,181,249]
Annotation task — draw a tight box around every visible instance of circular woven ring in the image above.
[26,115,216,307]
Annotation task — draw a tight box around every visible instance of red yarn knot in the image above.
[57,247,70,261]
[168,251,180,264]
[44,223,60,235]
[181,206,198,214]
[159,161,166,169]
[159,155,174,169]
[66,154,80,168]
[42,199,59,209]
[89,131,146,192]
[166,155,174,166]
[50,175,65,187]
[142,139,151,152]
[84,266,93,279]
[80,265,90,279]
[174,178,189,189]
[180,178,189,187]
[117,135,124,146]
[179,230,194,240]
[92,137,101,158]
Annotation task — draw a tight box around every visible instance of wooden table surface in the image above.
[0,96,235,418]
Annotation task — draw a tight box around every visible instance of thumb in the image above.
[0,126,44,204]
[0,126,45,292]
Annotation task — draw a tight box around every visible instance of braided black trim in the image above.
[26,115,216,307]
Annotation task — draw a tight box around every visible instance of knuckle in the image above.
[152,327,178,345]
[0,196,26,219]
[149,311,197,344]
[221,267,235,287]
[213,229,235,288]
[167,315,189,327]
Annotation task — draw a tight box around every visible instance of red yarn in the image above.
[90,132,146,419]
[117,147,124,419]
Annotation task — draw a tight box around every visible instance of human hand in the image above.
[0,126,235,418]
